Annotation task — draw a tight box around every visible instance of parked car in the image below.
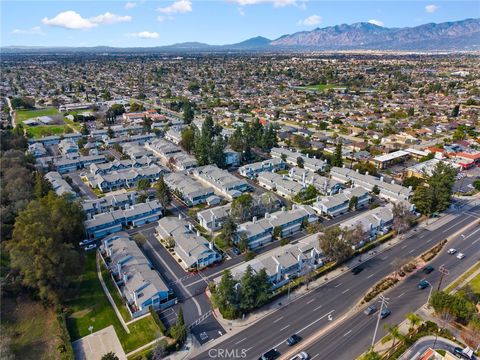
[79,238,95,247]
[418,279,429,289]
[259,349,280,360]
[231,247,241,256]
[447,248,457,255]
[422,265,434,274]
[289,352,309,360]
[351,267,364,275]
[453,346,473,359]
[286,334,302,346]
[364,305,377,315]
[380,309,391,319]
[457,253,465,260]
[84,244,97,251]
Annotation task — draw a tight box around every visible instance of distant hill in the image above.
[2,18,479,53]
[270,18,480,50]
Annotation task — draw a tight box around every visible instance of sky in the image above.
[1,0,479,47]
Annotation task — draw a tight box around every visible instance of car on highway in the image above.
[364,305,377,315]
[422,265,434,274]
[79,238,95,247]
[447,248,457,255]
[84,244,97,251]
[289,351,309,360]
[456,253,465,260]
[259,348,280,360]
[285,334,302,346]
[380,309,391,319]
[351,266,364,275]
[418,279,429,289]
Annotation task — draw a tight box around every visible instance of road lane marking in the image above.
[341,288,350,294]
[273,316,283,323]
[464,227,480,240]
[398,292,405,298]
[442,216,470,233]
[235,338,247,345]
[313,305,322,311]
[409,248,415,254]
[245,347,252,352]
[306,298,315,304]
[297,310,335,334]
[427,238,432,243]
[280,325,290,331]
[401,245,408,249]
[472,238,479,245]
[367,273,376,279]
[334,283,342,288]
[343,330,352,337]
[311,355,319,360]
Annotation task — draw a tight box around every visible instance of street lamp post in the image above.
[371,294,389,348]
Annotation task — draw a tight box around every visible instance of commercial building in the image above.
[101,232,174,317]
[156,216,222,270]
[371,150,410,169]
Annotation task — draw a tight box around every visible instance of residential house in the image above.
[197,204,231,232]
[82,191,138,219]
[340,204,395,242]
[192,165,250,200]
[238,158,285,179]
[312,186,371,217]
[164,172,215,206]
[44,171,76,197]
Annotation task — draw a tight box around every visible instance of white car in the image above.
[447,248,457,255]
[79,239,95,247]
[84,244,97,251]
[456,253,465,260]
[290,352,309,360]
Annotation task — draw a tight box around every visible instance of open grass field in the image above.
[65,253,162,353]
[16,108,60,123]
[27,125,72,138]
[296,83,346,92]
[1,295,64,360]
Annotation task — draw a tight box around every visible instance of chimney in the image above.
[355,168,359,173]
[178,213,182,220]
[391,180,395,185]
[123,272,128,284]
[196,230,200,237]
[188,223,193,231]
[380,176,384,182]
[281,206,286,212]
[253,216,257,223]
[209,241,214,250]
[343,164,346,168]
[408,185,413,191]
[365,171,369,176]
[276,263,282,281]
[297,254,303,269]
[316,196,320,202]
[117,263,121,274]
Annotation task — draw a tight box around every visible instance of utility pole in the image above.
[371,295,389,348]
[437,265,449,291]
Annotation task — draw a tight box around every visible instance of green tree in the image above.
[332,142,343,167]
[318,226,354,263]
[358,348,382,360]
[239,266,257,310]
[372,184,380,195]
[406,312,422,334]
[101,352,119,360]
[254,268,270,307]
[273,226,282,240]
[137,178,151,191]
[170,307,187,345]
[129,102,144,112]
[212,270,238,311]
[231,193,253,222]
[296,156,304,169]
[155,176,171,209]
[7,193,85,304]
[221,216,237,245]
[451,104,460,117]
[392,202,414,237]
[348,196,358,211]
[211,136,226,168]
[183,102,194,124]
[34,172,51,199]
[180,126,196,154]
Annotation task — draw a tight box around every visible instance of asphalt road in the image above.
[193,203,480,360]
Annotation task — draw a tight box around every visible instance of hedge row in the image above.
[149,306,167,335]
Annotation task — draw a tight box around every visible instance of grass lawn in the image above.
[1,295,64,360]
[296,83,345,92]
[468,273,480,294]
[66,253,162,353]
[16,108,60,123]
[100,261,131,322]
[63,116,82,132]
[26,125,71,138]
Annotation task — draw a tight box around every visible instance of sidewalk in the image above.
[96,252,130,334]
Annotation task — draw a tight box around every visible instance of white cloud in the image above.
[298,14,321,26]
[368,19,384,26]
[125,2,137,9]
[12,26,45,35]
[157,15,167,22]
[229,0,302,8]
[42,11,97,30]
[90,12,131,25]
[157,0,192,14]
[425,4,438,13]
[127,31,159,39]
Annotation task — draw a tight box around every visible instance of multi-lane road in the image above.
[193,202,480,360]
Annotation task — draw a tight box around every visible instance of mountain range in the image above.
[3,18,479,53]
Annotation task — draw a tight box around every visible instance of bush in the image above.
[149,306,167,335]
[363,277,399,303]
[57,310,75,360]
[244,251,256,261]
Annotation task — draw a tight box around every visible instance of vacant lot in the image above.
[65,253,162,354]
[1,295,63,360]
[16,108,60,123]
[15,108,80,138]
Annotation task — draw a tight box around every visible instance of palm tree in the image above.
[384,324,403,352]
[406,312,422,335]
[358,347,382,360]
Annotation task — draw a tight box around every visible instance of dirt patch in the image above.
[70,308,93,319]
